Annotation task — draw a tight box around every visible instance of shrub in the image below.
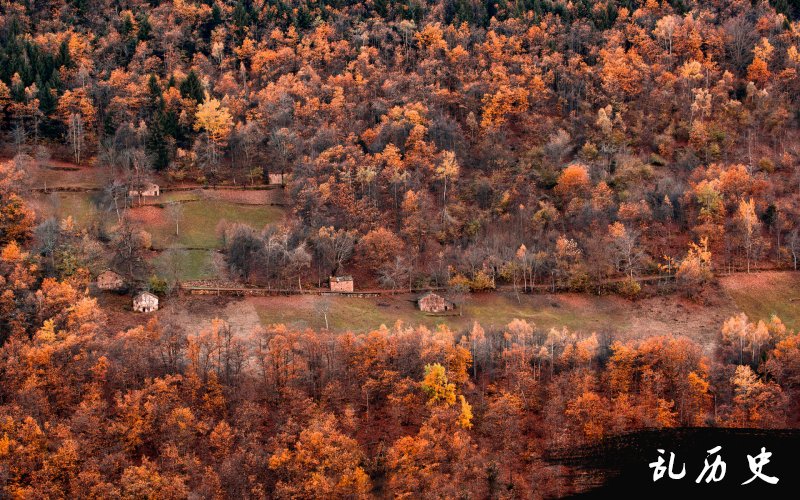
[470,270,495,291]
[567,270,591,292]
[617,277,641,300]
[149,275,168,295]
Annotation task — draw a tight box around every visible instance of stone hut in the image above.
[329,275,354,293]
[97,270,126,291]
[133,291,159,313]
[417,292,454,313]
[129,182,160,197]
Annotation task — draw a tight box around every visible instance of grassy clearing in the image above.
[27,192,102,226]
[720,271,800,331]
[170,274,780,344]
[29,162,112,189]
[200,189,284,205]
[138,198,283,281]
[250,292,630,334]
[26,189,284,284]
[149,191,202,203]
[152,249,219,281]
[130,200,284,249]
[462,293,623,332]
[139,189,283,206]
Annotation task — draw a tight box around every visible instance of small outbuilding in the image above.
[329,275,354,293]
[417,292,454,313]
[133,291,159,313]
[268,173,287,185]
[97,270,126,291]
[129,182,160,197]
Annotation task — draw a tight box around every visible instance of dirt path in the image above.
[166,296,262,341]
[177,267,796,298]
[2,156,284,194]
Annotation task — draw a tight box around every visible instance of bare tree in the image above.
[789,228,799,271]
[12,124,27,154]
[66,113,85,165]
[11,154,35,192]
[269,127,297,183]
[34,218,61,271]
[724,15,757,73]
[162,248,188,288]
[35,145,51,169]
[102,180,130,223]
[226,224,264,281]
[448,281,470,317]
[111,217,150,283]
[287,244,312,291]
[314,227,355,278]
[379,256,412,292]
[166,202,185,237]
[126,148,154,206]
[314,298,331,330]
[230,121,265,184]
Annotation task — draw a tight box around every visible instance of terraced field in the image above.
[152,248,221,282]
[129,199,284,249]
[26,191,102,225]
[24,172,285,282]
[166,272,800,348]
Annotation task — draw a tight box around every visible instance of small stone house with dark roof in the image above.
[329,275,354,292]
[133,291,159,313]
[417,292,454,313]
[97,270,126,291]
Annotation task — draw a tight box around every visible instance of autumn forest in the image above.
[2,0,800,497]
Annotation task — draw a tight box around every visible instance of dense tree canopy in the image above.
[0,241,798,495]
[2,1,800,495]
[1,0,799,292]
